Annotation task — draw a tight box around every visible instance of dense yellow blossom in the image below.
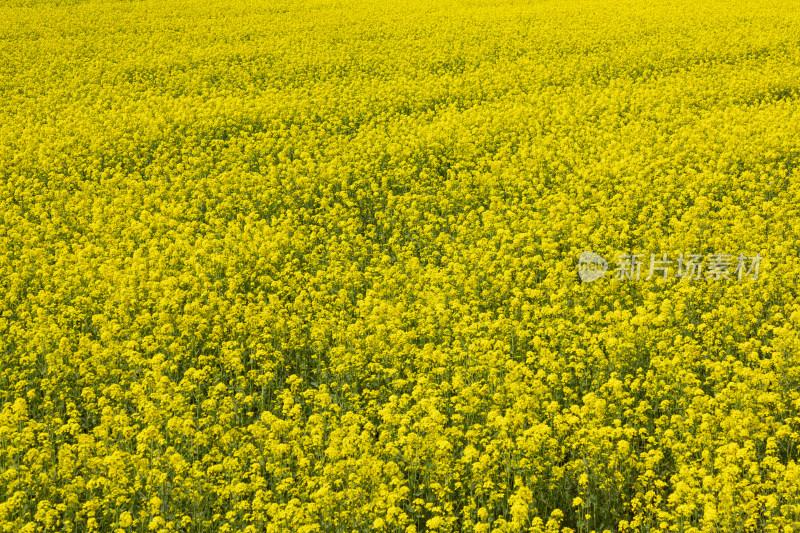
[1,0,800,531]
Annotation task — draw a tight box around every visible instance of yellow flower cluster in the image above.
[1,0,799,532]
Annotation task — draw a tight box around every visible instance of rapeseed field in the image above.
[1,0,800,531]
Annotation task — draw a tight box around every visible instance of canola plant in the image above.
[1,0,800,531]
